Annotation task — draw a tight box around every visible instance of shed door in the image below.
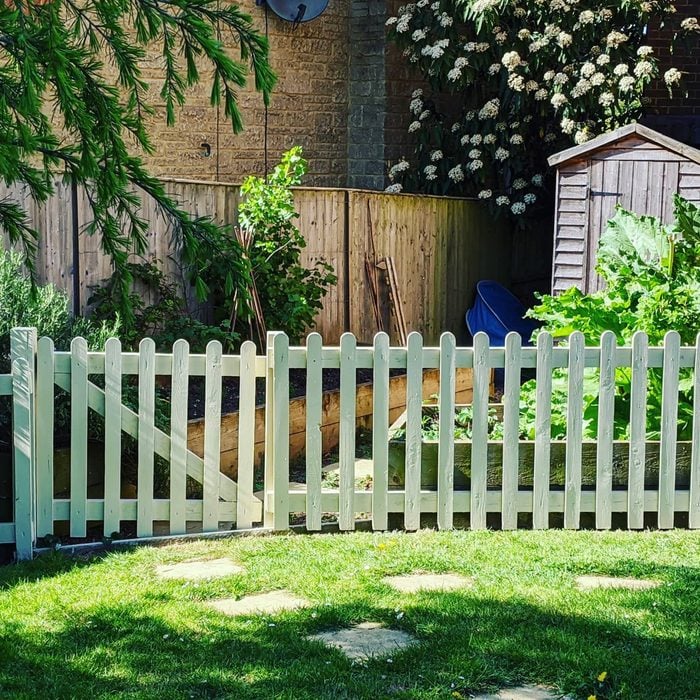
[585,157,680,293]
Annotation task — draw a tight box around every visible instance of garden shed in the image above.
[548,122,700,295]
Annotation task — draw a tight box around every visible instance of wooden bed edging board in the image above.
[187,368,474,480]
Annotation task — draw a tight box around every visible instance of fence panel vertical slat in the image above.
[11,328,37,560]
[658,331,680,530]
[137,338,155,538]
[502,332,521,530]
[203,341,223,532]
[690,333,700,529]
[104,338,122,537]
[564,331,585,529]
[70,337,88,538]
[471,332,490,530]
[339,333,356,530]
[265,332,289,531]
[533,332,553,530]
[405,332,423,531]
[238,341,257,530]
[628,332,648,529]
[36,337,55,538]
[596,331,616,530]
[372,332,390,531]
[169,339,189,535]
[438,332,456,530]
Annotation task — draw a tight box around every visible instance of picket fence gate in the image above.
[2,327,700,561]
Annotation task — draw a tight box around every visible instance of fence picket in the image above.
[137,338,155,538]
[70,337,89,538]
[36,337,55,538]
[502,332,521,530]
[104,338,122,537]
[372,332,390,531]
[596,331,616,530]
[690,333,700,529]
[339,333,357,530]
[203,341,223,532]
[658,331,680,529]
[628,332,648,529]
[533,332,553,530]
[438,332,456,530]
[471,332,490,530]
[564,331,584,529]
[305,334,323,531]
[237,341,257,530]
[169,339,189,535]
[405,332,423,531]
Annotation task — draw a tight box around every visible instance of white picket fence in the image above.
[3,327,700,560]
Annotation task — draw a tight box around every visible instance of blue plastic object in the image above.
[465,280,537,347]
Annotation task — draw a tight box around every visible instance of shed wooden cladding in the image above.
[1,180,511,345]
[548,123,700,295]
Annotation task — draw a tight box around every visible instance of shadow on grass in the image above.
[0,574,699,699]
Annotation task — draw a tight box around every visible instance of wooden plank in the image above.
[533,332,553,529]
[372,332,390,531]
[502,332,521,530]
[104,338,122,537]
[596,331,616,529]
[35,337,55,538]
[339,333,356,530]
[438,332,456,530]
[593,149,688,162]
[662,162,681,224]
[404,332,423,531]
[658,331,680,529]
[564,331,584,529]
[237,341,257,529]
[304,334,323,531]
[691,332,700,529]
[268,332,290,530]
[203,341,223,532]
[471,332,489,530]
[137,338,155,538]
[169,339,189,535]
[70,337,89,538]
[628,332,648,529]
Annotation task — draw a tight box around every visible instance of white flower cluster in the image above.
[478,98,500,119]
[384,184,403,194]
[389,159,410,181]
[448,165,464,182]
[680,17,699,32]
[664,68,682,85]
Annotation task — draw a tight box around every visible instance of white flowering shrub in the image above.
[385,0,697,218]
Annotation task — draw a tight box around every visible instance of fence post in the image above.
[11,328,38,561]
[264,331,289,531]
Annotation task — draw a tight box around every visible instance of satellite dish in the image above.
[264,0,329,24]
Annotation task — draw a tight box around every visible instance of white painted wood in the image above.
[36,337,55,538]
[596,331,616,530]
[104,338,122,537]
[70,337,88,538]
[203,341,223,532]
[372,332,390,531]
[690,333,700,529]
[169,339,189,535]
[270,332,290,531]
[501,332,521,530]
[658,331,680,529]
[628,332,648,529]
[237,341,257,530]
[304,333,323,531]
[339,333,356,530]
[471,332,490,530]
[533,332,553,529]
[438,332,456,530]
[405,332,423,531]
[564,331,584,529]
[137,338,155,538]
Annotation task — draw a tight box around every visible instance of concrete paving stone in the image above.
[382,572,473,594]
[308,622,418,660]
[575,575,660,591]
[207,590,311,616]
[155,557,245,581]
[471,684,560,699]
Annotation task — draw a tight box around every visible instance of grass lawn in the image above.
[0,530,699,699]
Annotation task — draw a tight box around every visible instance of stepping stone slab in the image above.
[155,558,244,580]
[308,622,418,660]
[382,572,473,593]
[208,590,310,616]
[472,685,559,700]
[575,575,660,591]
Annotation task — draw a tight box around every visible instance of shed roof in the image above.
[547,122,700,168]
